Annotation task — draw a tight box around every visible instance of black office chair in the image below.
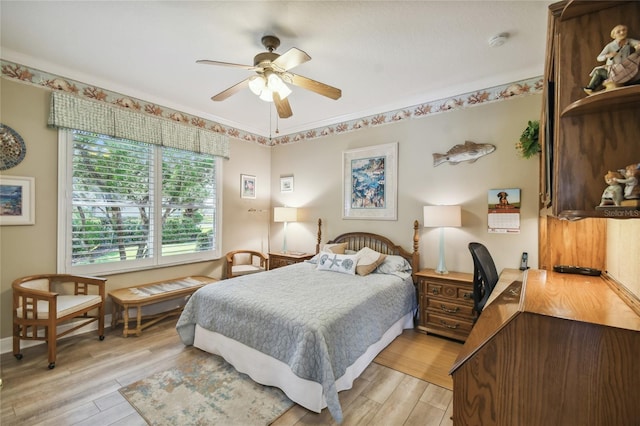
[468,242,499,315]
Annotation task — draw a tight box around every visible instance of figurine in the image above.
[599,170,624,206]
[584,24,640,95]
[615,163,640,199]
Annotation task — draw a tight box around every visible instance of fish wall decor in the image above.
[432,140,496,166]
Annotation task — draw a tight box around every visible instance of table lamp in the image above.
[423,205,462,274]
[273,207,298,253]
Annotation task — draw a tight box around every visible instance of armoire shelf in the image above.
[561,85,640,117]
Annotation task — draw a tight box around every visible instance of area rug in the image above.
[119,351,294,425]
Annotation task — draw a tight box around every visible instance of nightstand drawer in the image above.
[425,282,473,304]
[425,312,475,335]
[426,298,475,318]
[268,252,314,270]
[271,257,297,268]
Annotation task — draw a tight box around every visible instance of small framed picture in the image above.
[280,176,294,193]
[241,174,256,199]
[0,175,35,225]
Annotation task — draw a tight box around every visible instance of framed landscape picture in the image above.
[241,174,256,199]
[342,142,398,220]
[0,175,35,225]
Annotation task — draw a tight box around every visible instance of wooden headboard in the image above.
[314,219,421,283]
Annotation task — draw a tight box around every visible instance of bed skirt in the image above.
[193,311,414,414]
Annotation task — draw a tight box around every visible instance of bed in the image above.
[176,219,420,423]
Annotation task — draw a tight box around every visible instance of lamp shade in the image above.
[274,207,298,223]
[423,205,462,228]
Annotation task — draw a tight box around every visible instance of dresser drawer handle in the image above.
[440,320,459,329]
[432,288,440,295]
[463,292,473,300]
[440,304,459,313]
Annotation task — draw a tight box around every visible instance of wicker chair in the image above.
[225,250,268,279]
[12,274,106,369]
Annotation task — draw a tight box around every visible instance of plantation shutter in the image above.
[69,131,219,272]
[161,147,217,257]
[71,131,155,267]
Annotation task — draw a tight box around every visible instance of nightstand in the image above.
[268,252,315,270]
[415,268,475,342]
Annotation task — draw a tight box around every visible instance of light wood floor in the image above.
[0,319,463,426]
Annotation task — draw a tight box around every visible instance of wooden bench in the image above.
[109,275,217,337]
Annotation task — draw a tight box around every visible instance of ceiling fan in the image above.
[197,35,341,119]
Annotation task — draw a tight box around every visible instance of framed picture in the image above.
[280,175,294,193]
[342,142,398,220]
[0,175,35,225]
[240,174,256,199]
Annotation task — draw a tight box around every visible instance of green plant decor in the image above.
[516,120,540,159]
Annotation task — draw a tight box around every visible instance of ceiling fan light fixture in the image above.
[248,76,266,95]
[199,33,341,117]
[278,85,292,99]
[259,88,274,102]
[267,73,292,100]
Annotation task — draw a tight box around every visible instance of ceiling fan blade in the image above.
[272,48,311,72]
[197,59,258,71]
[288,73,342,100]
[211,78,251,101]
[273,93,293,118]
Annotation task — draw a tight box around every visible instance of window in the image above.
[58,130,221,275]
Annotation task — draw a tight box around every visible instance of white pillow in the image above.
[375,254,412,274]
[355,247,387,276]
[316,252,358,275]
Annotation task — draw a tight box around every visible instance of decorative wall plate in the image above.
[0,124,27,170]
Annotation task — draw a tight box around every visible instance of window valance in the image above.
[48,91,229,158]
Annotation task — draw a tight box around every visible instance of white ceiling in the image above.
[0,1,552,138]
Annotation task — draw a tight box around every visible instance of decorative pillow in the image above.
[316,252,358,275]
[321,242,349,254]
[375,254,413,274]
[355,247,387,276]
[345,249,358,255]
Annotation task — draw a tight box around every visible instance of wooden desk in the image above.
[109,275,217,337]
[450,269,640,425]
[485,267,523,306]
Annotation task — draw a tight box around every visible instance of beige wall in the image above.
[2,76,637,345]
[3,78,543,340]
[0,79,271,339]
[270,95,542,276]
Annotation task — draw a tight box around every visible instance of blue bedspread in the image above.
[176,261,417,423]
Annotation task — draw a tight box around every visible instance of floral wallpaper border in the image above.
[1,59,542,146]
